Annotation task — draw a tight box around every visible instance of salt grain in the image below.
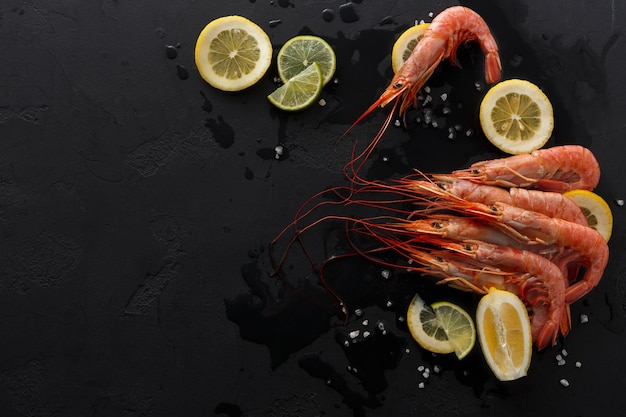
[440,92,448,101]
[418,365,425,372]
[418,382,425,389]
[349,330,360,339]
[561,349,568,357]
[362,319,369,326]
[428,11,434,17]
[575,361,582,368]
[318,98,327,106]
[433,365,441,374]
[616,199,624,206]
[580,314,589,323]
[560,378,570,387]
[381,269,391,279]
[394,119,401,127]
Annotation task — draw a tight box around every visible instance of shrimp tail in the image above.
[484,50,502,84]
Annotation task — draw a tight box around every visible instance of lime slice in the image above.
[563,189,613,241]
[406,294,476,359]
[267,62,323,111]
[479,79,554,154]
[391,23,430,73]
[476,288,532,381]
[277,35,336,86]
[195,16,272,91]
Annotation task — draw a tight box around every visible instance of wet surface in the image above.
[2,0,626,416]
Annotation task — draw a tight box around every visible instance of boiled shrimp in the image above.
[451,145,600,192]
[344,6,501,172]
[434,240,568,349]
[400,175,588,225]
[451,200,608,304]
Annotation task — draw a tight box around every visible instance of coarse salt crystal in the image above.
[562,349,568,357]
[580,314,589,323]
[428,11,434,17]
[419,381,425,389]
[394,119,401,127]
[433,365,441,373]
[440,93,448,101]
[616,199,624,206]
[363,331,371,338]
[557,359,566,366]
[424,86,431,93]
[423,371,430,379]
[418,365,425,372]
[560,378,570,387]
[318,98,327,106]
[381,269,390,279]
[362,319,369,326]
[349,330,360,339]
[575,361,582,368]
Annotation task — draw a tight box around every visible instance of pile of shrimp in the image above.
[271,145,608,350]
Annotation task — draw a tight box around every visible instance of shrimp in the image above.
[453,200,608,304]
[344,6,501,172]
[400,175,588,225]
[451,145,601,192]
[401,240,567,349]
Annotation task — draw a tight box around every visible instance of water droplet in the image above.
[322,8,335,22]
[165,45,178,59]
[339,2,359,23]
[176,64,189,80]
[379,15,394,25]
[155,27,166,39]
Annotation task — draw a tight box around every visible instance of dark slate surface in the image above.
[1,0,625,416]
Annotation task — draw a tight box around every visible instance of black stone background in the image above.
[1,0,625,416]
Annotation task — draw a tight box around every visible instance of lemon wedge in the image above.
[476,288,532,381]
[407,294,476,359]
[195,16,272,91]
[479,79,554,154]
[391,23,430,73]
[563,189,613,241]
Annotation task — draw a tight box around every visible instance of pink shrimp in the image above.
[344,6,501,172]
[401,239,568,349]
[400,175,588,225]
[451,145,600,192]
[452,200,608,304]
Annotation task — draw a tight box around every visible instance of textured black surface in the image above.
[2,0,626,416]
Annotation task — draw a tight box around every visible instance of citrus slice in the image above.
[277,35,336,86]
[391,23,430,73]
[476,288,532,381]
[406,294,476,359]
[563,189,613,241]
[479,79,554,155]
[267,62,323,111]
[195,16,272,91]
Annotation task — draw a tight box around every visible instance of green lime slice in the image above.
[267,62,323,111]
[277,35,336,86]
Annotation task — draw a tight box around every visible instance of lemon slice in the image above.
[479,79,554,154]
[476,288,532,381]
[268,62,323,111]
[195,16,272,91]
[277,35,336,86]
[391,23,430,73]
[407,294,476,359]
[563,189,613,241]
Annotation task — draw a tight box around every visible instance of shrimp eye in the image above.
[489,205,498,212]
[464,244,472,251]
[432,221,441,229]
[435,256,443,263]
[393,81,403,89]
[470,169,479,175]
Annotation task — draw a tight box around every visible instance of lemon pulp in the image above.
[563,189,613,241]
[407,294,475,359]
[391,23,430,73]
[479,79,554,154]
[476,288,532,381]
[195,16,272,91]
